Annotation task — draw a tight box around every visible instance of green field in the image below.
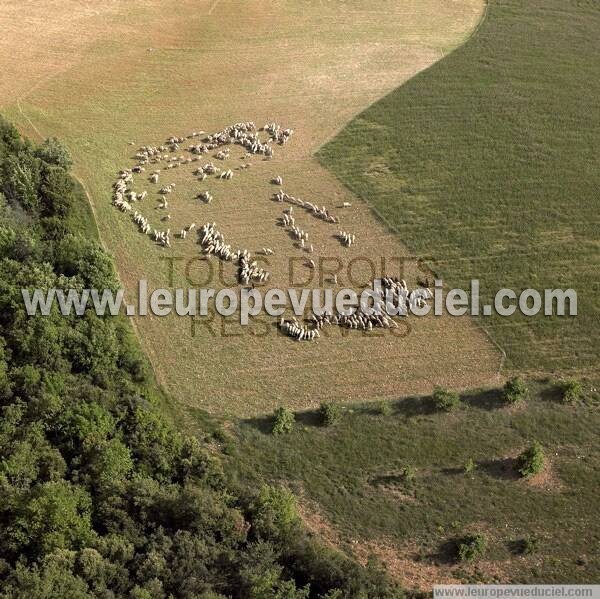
[228,381,600,587]
[318,0,600,375]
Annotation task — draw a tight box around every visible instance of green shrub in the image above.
[35,137,73,170]
[432,387,461,412]
[401,464,416,489]
[457,534,487,562]
[521,536,539,555]
[272,407,295,435]
[516,441,545,477]
[319,402,342,427]
[464,458,476,474]
[559,379,582,404]
[503,376,528,404]
[375,400,392,416]
[252,485,300,540]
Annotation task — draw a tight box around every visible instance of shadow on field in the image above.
[351,396,437,418]
[539,384,564,404]
[440,466,466,476]
[244,393,461,435]
[243,415,274,435]
[391,396,438,417]
[429,538,461,565]
[243,409,323,434]
[461,388,505,410]
[478,457,520,481]
[295,410,325,428]
[242,386,514,436]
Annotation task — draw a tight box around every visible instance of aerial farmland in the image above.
[0,0,597,595]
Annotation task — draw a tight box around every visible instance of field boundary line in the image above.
[15,81,108,253]
[14,72,62,141]
[67,174,171,394]
[314,0,489,153]
[15,97,44,140]
[13,74,174,394]
[312,0,506,375]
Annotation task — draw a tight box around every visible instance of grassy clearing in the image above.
[226,380,600,587]
[318,0,600,375]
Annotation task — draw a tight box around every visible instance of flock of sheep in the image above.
[111,119,432,341]
[275,276,433,342]
[112,121,294,246]
[278,304,397,342]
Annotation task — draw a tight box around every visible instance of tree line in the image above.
[0,116,401,598]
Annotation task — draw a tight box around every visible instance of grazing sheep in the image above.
[198,223,270,284]
[274,190,338,223]
[279,317,319,341]
[112,121,305,267]
[337,231,356,247]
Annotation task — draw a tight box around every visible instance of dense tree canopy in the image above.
[0,116,401,598]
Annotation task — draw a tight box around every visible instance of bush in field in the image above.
[376,400,392,416]
[521,536,539,555]
[503,376,529,404]
[559,379,582,404]
[34,137,73,170]
[319,402,342,426]
[272,407,295,435]
[516,441,545,477]
[432,387,461,412]
[457,534,487,562]
[464,458,476,474]
[251,485,301,541]
[401,464,417,489]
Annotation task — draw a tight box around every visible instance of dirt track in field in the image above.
[0,0,502,416]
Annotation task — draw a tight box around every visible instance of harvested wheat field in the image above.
[0,0,502,416]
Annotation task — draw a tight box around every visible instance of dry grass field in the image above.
[0,0,502,416]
